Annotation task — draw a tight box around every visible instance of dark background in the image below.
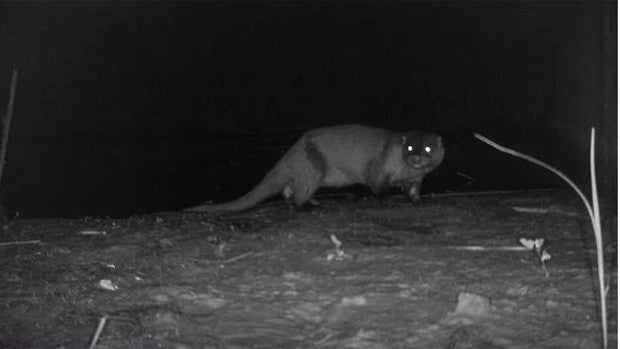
[0,1,616,218]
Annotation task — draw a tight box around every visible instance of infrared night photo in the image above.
[0,2,616,348]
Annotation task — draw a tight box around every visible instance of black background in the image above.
[0,1,616,218]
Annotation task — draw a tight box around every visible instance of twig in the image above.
[425,188,556,198]
[0,239,41,247]
[221,251,255,264]
[475,129,607,348]
[512,206,548,214]
[540,262,550,278]
[0,69,18,188]
[88,315,108,349]
[443,245,528,251]
[456,171,475,181]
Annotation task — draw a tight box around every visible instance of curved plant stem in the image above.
[589,129,607,349]
[474,130,606,348]
[473,133,595,223]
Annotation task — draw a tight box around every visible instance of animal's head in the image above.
[401,132,445,170]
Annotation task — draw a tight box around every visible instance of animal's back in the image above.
[304,125,392,186]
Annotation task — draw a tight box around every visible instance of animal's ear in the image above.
[401,136,407,144]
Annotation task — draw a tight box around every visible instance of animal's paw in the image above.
[407,187,421,203]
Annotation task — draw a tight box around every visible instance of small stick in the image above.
[221,251,255,264]
[424,188,556,198]
[456,171,475,181]
[443,245,528,251]
[0,239,41,247]
[512,206,548,214]
[0,69,18,188]
[88,315,108,349]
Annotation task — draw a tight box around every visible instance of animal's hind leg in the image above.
[282,180,320,210]
[291,180,320,209]
[283,164,322,209]
[287,138,325,209]
[280,137,325,210]
[283,185,295,207]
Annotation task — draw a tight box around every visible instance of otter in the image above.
[185,125,444,212]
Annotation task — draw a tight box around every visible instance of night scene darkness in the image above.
[0,2,618,348]
[0,1,616,218]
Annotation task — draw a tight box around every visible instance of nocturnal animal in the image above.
[184,124,445,213]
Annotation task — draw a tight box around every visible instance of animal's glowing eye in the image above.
[424,146,432,153]
[407,145,414,152]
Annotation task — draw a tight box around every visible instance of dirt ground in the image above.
[0,190,617,349]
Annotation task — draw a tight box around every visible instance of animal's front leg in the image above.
[405,180,422,203]
[370,176,393,206]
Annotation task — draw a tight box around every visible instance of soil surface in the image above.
[0,191,617,349]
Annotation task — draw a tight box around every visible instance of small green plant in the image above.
[519,237,551,278]
[475,128,607,349]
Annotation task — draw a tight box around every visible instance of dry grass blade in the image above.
[474,129,607,349]
[0,239,41,247]
[0,69,18,188]
[88,315,108,349]
[589,129,607,349]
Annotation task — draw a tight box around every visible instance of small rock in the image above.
[78,298,94,307]
[546,300,559,307]
[54,246,71,254]
[341,295,368,306]
[445,324,502,349]
[158,238,174,247]
[452,293,491,317]
[139,310,180,329]
[98,279,118,291]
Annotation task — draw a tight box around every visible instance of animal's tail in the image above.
[183,164,285,213]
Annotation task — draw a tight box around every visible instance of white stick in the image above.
[425,188,556,198]
[0,239,41,247]
[221,251,255,264]
[443,245,529,251]
[589,128,607,349]
[88,315,108,349]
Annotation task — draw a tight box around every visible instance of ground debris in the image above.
[0,192,615,348]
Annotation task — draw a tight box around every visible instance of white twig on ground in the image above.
[512,206,548,214]
[221,251,255,265]
[88,315,108,349]
[0,239,41,247]
[425,188,555,198]
[443,245,528,251]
